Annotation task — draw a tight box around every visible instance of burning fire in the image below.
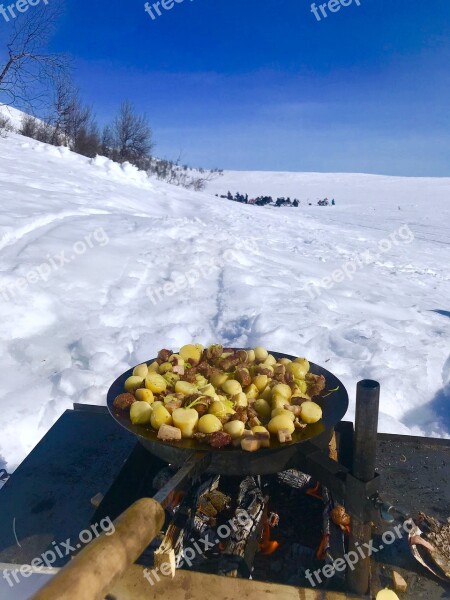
[259,511,280,556]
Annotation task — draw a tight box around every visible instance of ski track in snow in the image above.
[0,129,450,472]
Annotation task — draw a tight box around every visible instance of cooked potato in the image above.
[172,408,199,438]
[251,425,270,447]
[194,374,208,388]
[224,420,245,439]
[124,376,144,392]
[251,425,269,434]
[151,405,172,430]
[163,393,176,404]
[293,379,308,394]
[244,383,259,399]
[294,357,310,372]
[148,361,159,372]
[145,372,167,393]
[221,380,242,396]
[209,401,234,417]
[376,591,399,600]
[233,392,248,407]
[264,354,277,366]
[211,372,229,389]
[175,381,198,396]
[279,358,291,365]
[198,414,222,434]
[299,401,322,424]
[253,374,269,392]
[163,372,179,386]
[260,386,272,401]
[158,362,172,374]
[287,362,308,379]
[168,354,185,367]
[272,395,288,409]
[198,383,216,397]
[253,398,271,419]
[179,344,202,365]
[271,408,295,422]
[135,388,154,404]
[267,415,295,435]
[133,363,149,378]
[254,347,269,362]
[130,401,153,425]
[247,349,256,362]
[272,383,292,400]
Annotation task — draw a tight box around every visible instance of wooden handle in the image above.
[30,498,165,600]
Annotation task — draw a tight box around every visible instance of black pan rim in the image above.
[106,349,349,454]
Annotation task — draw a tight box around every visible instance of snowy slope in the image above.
[0,131,449,474]
[0,105,30,131]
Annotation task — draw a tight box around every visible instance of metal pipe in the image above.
[347,380,380,596]
[353,380,380,483]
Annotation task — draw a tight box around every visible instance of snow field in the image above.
[0,124,449,472]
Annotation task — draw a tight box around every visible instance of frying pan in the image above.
[107,350,349,475]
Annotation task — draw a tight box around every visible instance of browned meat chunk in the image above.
[157,349,172,363]
[230,406,249,424]
[236,350,249,363]
[306,374,326,398]
[235,367,251,387]
[194,403,209,417]
[249,416,261,428]
[247,406,259,420]
[220,354,241,371]
[254,366,272,376]
[182,367,198,383]
[113,393,136,410]
[273,364,286,382]
[291,395,310,405]
[197,361,213,377]
[206,345,223,360]
[285,372,294,383]
[209,431,232,448]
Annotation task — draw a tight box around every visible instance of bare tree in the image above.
[73,123,101,158]
[101,124,116,160]
[0,2,68,112]
[19,114,39,138]
[111,101,154,168]
[49,76,74,145]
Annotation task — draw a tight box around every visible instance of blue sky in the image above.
[30,1,450,174]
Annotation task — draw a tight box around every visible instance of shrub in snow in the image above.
[0,114,13,137]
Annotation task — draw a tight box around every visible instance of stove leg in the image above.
[347,380,380,596]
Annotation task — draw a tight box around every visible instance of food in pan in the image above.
[113,344,329,451]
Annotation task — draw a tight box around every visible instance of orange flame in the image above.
[306,482,322,501]
[259,522,279,556]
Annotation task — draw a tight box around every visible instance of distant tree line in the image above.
[217,192,335,208]
[219,191,300,207]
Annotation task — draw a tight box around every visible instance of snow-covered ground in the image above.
[0,124,449,474]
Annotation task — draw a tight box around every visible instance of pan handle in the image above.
[29,498,165,600]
